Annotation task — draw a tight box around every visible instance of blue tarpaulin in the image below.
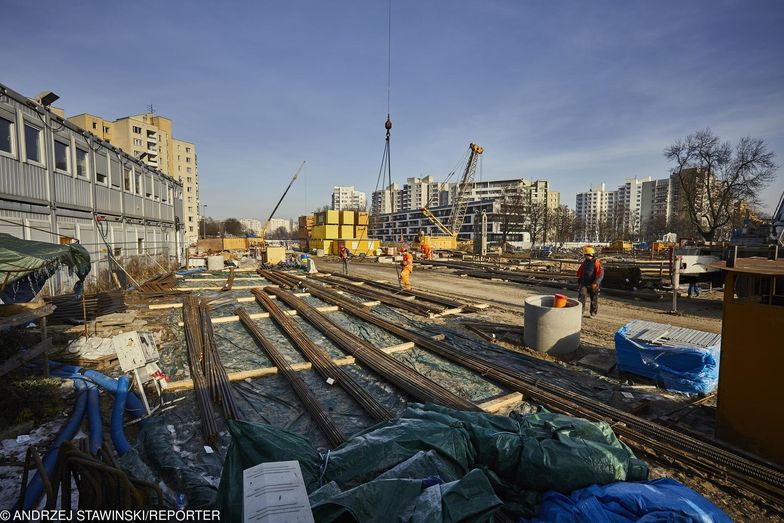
[528,478,731,522]
[614,322,720,394]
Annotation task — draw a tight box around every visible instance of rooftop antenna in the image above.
[147,104,155,115]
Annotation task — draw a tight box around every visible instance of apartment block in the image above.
[0,82,184,288]
[68,112,199,245]
[575,183,615,242]
[331,186,367,211]
[239,218,263,233]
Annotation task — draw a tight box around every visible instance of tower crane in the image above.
[416,143,483,251]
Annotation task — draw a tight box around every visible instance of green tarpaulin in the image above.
[0,233,91,303]
[216,403,649,522]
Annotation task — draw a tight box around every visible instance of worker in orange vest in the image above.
[577,245,603,317]
[339,245,352,275]
[400,246,414,289]
[421,244,433,260]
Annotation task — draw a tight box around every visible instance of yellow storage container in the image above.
[339,225,353,239]
[354,225,368,238]
[340,210,355,225]
[222,237,249,250]
[311,225,326,240]
[325,209,340,224]
[263,246,286,265]
[357,212,369,225]
[324,225,340,239]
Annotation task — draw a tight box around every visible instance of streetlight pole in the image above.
[202,204,208,239]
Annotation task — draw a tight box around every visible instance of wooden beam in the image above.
[175,277,268,282]
[175,301,381,326]
[149,292,310,310]
[166,341,418,391]
[0,338,53,377]
[478,392,523,413]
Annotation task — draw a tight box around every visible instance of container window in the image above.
[0,116,14,155]
[24,124,42,163]
[75,148,88,178]
[54,140,69,172]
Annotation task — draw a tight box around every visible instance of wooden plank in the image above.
[166,341,419,392]
[175,301,381,326]
[0,338,53,376]
[149,292,310,310]
[0,304,55,332]
[478,392,524,413]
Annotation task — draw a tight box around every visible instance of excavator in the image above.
[415,143,484,252]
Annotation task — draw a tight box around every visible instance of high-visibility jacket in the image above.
[401,252,413,270]
[577,257,603,286]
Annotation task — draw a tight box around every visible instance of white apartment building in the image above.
[331,186,367,211]
[575,183,616,241]
[266,217,292,234]
[239,218,262,233]
[615,177,651,237]
[371,183,401,214]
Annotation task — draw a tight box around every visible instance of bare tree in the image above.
[552,205,575,244]
[528,201,550,247]
[499,186,527,247]
[665,129,777,242]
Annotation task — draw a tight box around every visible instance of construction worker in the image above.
[339,245,352,275]
[421,244,433,260]
[577,245,603,317]
[400,246,414,290]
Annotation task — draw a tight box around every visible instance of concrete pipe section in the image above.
[523,295,582,356]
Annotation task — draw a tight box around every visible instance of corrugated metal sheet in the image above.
[124,193,144,218]
[0,156,49,201]
[622,320,721,348]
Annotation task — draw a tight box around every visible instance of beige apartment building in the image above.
[68,112,200,244]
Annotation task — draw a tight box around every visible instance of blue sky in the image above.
[2,0,782,220]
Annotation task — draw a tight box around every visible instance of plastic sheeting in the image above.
[215,403,647,521]
[528,477,731,522]
[0,233,91,302]
[615,323,720,394]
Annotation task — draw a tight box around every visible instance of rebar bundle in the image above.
[261,284,477,411]
[235,306,346,447]
[198,300,240,420]
[182,295,219,444]
[251,288,392,421]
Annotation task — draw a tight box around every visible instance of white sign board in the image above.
[243,460,314,523]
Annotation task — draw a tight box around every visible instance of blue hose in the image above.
[47,362,147,422]
[86,383,103,455]
[22,379,88,509]
[111,376,131,456]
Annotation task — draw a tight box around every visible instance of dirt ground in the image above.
[318,257,783,522]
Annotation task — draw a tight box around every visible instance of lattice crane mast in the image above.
[418,143,483,250]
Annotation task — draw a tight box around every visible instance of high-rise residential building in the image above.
[371,183,401,214]
[331,186,367,211]
[266,217,292,234]
[575,183,616,241]
[614,177,652,237]
[68,112,199,245]
[640,178,673,239]
[239,218,263,233]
